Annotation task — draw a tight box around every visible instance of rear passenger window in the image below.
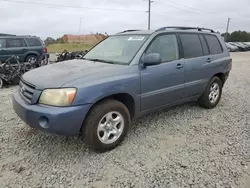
[146,34,179,63]
[199,35,209,55]
[180,34,203,58]
[204,35,223,54]
[25,38,42,47]
[6,38,25,48]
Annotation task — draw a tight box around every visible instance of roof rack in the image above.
[118,30,141,34]
[18,35,37,37]
[0,33,16,36]
[156,26,215,33]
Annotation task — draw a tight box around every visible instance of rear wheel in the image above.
[25,55,37,63]
[199,76,222,109]
[82,99,130,152]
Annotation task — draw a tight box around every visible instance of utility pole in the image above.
[78,17,82,43]
[225,17,231,42]
[147,0,153,30]
[79,17,82,33]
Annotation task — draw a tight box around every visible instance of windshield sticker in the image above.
[128,37,145,41]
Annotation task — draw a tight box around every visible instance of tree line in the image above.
[222,31,250,42]
[44,37,65,45]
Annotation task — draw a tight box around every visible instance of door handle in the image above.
[207,58,212,63]
[175,63,184,69]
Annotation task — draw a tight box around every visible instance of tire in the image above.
[25,55,37,63]
[0,78,3,88]
[199,76,222,109]
[82,99,130,152]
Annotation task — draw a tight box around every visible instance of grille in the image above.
[19,79,36,104]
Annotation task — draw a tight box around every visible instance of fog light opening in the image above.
[39,116,49,129]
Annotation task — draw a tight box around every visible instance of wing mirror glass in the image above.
[142,53,161,66]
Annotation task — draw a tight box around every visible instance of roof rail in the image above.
[156,26,215,33]
[118,30,141,34]
[18,35,37,37]
[0,33,16,36]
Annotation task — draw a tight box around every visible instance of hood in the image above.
[22,60,131,90]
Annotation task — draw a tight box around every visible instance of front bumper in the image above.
[12,91,91,136]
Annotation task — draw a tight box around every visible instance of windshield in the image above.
[84,35,149,65]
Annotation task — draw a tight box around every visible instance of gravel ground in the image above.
[0,52,249,188]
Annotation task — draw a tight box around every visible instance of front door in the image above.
[140,34,185,112]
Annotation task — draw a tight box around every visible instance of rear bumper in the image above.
[12,91,91,136]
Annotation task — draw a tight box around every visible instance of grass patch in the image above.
[47,43,93,53]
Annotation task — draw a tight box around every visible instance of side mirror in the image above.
[142,53,161,66]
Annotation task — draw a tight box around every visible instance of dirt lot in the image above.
[0,52,249,188]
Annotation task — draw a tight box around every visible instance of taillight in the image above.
[44,47,48,53]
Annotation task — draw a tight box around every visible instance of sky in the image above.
[0,0,249,39]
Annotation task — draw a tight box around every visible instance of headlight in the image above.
[39,88,76,106]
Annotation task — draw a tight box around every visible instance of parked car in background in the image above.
[226,43,238,52]
[235,42,249,51]
[237,42,250,51]
[229,42,245,51]
[0,34,49,64]
[13,26,232,152]
[242,42,250,49]
[244,42,250,46]
[243,42,250,47]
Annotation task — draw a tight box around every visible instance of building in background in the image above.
[62,34,106,45]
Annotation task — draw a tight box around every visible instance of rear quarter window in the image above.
[25,38,42,47]
[6,38,26,48]
[204,35,223,55]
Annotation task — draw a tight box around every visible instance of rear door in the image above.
[5,38,27,63]
[204,34,226,72]
[179,33,211,98]
[140,34,185,112]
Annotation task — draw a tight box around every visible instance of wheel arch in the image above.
[24,53,39,62]
[80,93,136,133]
[93,93,135,119]
[213,72,226,86]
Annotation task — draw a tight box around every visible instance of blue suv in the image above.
[12,27,232,151]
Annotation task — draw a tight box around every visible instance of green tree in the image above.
[229,31,250,42]
[223,31,250,42]
[56,37,64,44]
[44,37,56,45]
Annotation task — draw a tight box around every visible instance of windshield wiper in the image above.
[87,59,116,64]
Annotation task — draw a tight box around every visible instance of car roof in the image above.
[0,35,38,38]
[114,26,218,36]
[116,30,155,35]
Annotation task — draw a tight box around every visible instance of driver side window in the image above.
[146,34,179,63]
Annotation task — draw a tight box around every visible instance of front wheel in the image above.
[82,99,130,152]
[199,76,222,109]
